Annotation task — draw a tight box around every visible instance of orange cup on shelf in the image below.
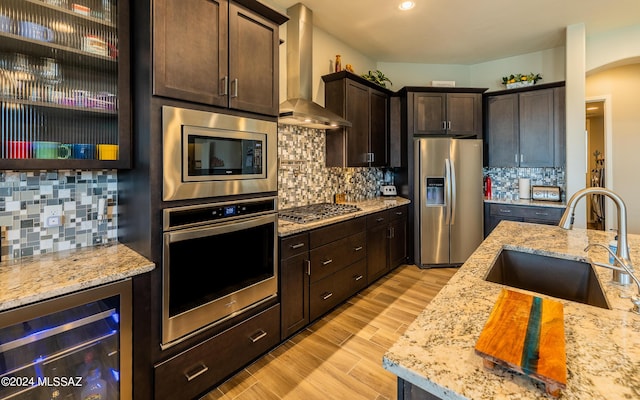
[97,144,118,160]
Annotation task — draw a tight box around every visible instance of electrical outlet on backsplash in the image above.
[0,170,118,261]
[483,167,566,201]
[277,124,386,208]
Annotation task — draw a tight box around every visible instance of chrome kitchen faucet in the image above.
[559,187,634,285]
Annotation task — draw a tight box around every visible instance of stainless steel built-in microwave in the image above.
[162,106,277,201]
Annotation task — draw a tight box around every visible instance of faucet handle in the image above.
[631,297,640,315]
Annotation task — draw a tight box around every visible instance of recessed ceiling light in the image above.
[399,1,415,11]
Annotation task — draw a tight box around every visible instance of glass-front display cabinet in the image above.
[0,0,130,169]
[0,279,132,400]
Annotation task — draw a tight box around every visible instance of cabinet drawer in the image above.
[309,259,367,322]
[310,217,366,248]
[489,204,527,218]
[309,232,366,283]
[280,233,310,259]
[154,304,280,399]
[366,210,389,228]
[521,207,564,222]
[389,205,408,221]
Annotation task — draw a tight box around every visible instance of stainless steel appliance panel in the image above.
[416,138,450,265]
[449,139,484,264]
[161,198,278,348]
[414,138,483,267]
[163,106,277,201]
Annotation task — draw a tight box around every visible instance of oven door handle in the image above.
[166,213,277,243]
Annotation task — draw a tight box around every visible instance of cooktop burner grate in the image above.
[279,203,361,224]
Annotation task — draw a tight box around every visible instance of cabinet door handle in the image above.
[387,226,395,239]
[220,76,228,96]
[184,363,209,382]
[322,292,333,300]
[515,153,518,163]
[535,212,549,216]
[520,154,524,163]
[499,209,512,213]
[230,78,239,98]
[354,275,364,281]
[447,121,451,130]
[291,243,305,249]
[249,330,267,343]
[354,246,363,251]
[306,260,311,275]
[442,121,447,130]
[322,259,333,266]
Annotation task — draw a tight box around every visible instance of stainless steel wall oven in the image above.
[162,106,277,201]
[161,197,278,348]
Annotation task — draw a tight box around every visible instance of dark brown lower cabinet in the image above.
[484,203,565,237]
[367,205,408,284]
[397,378,442,400]
[279,205,408,340]
[280,233,310,340]
[154,304,280,400]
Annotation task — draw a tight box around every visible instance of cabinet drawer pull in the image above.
[354,275,364,281]
[322,259,333,266]
[220,76,228,96]
[322,292,333,300]
[499,209,512,213]
[395,211,403,216]
[291,243,305,249]
[231,78,239,98]
[535,212,549,216]
[354,246,363,251]
[387,226,395,239]
[249,330,267,343]
[376,217,385,222]
[184,363,209,382]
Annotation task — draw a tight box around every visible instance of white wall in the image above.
[377,48,565,91]
[470,48,566,91]
[375,62,471,89]
[586,63,640,234]
[586,25,640,73]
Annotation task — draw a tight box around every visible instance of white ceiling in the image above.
[265,0,640,65]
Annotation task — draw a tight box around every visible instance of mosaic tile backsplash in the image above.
[483,167,566,200]
[0,170,117,261]
[277,124,388,209]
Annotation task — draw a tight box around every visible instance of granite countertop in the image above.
[0,243,155,312]
[484,197,566,208]
[383,221,640,399]
[278,196,411,237]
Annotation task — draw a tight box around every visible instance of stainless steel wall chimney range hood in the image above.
[278,3,351,130]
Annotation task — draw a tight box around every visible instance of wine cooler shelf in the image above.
[0,280,132,400]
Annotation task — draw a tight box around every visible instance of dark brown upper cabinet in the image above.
[323,71,392,167]
[0,0,131,169]
[485,82,565,168]
[153,0,286,116]
[407,89,485,137]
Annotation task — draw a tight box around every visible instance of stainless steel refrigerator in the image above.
[414,137,483,267]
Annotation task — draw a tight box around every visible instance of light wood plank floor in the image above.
[201,265,458,400]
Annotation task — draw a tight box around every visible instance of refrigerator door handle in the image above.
[449,158,457,225]
[444,158,452,225]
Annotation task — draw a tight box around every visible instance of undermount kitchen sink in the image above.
[485,249,610,309]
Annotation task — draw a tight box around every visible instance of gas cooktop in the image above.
[278,203,361,224]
